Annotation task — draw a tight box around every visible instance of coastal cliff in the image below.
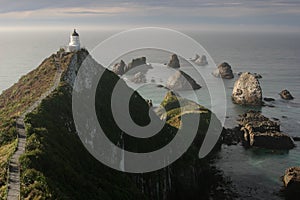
[0,49,233,199]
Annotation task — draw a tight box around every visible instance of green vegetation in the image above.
[0,50,75,197]
[20,83,147,199]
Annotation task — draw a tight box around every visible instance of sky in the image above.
[1,0,300,32]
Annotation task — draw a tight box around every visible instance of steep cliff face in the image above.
[0,49,233,199]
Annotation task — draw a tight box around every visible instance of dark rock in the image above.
[264,97,275,102]
[127,57,147,70]
[253,73,262,79]
[282,167,300,199]
[112,60,126,75]
[293,137,300,141]
[130,72,146,84]
[167,54,180,68]
[266,104,275,108]
[243,130,295,149]
[221,127,242,145]
[213,62,234,79]
[282,116,288,119]
[280,89,294,100]
[272,117,279,121]
[166,70,201,90]
[232,72,262,106]
[239,111,295,150]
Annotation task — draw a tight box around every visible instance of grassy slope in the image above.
[20,83,146,200]
[0,49,75,198]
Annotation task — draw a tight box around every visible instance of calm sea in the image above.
[0,29,299,199]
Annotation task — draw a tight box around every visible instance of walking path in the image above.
[6,56,63,200]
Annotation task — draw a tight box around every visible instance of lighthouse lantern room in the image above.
[68,29,81,52]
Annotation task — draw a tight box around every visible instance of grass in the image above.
[0,139,18,199]
[0,49,75,198]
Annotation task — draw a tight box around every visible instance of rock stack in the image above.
[112,60,126,75]
[212,62,234,79]
[279,89,294,100]
[166,70,201,91]
[282,167,300,198]
[127,57,147,70]
[167,54,180,68]
[112,57,148,76]
[232,72,262,106]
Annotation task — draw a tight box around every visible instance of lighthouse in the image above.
[68,29,81,52]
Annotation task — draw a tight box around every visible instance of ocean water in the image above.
[0,30,299,199]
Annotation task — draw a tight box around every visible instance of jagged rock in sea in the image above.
[212,62,234,79]
[282,167,300,199]
[167,54,180,68]
[238,110,295,150]
[191,54,208,66]
[130,72,146,83]
[112,60,126,75]
[195,55,208,66]
[166,70,201,90]
[279,89,294,100]
[232,72,262,106]
[127,57,147,70]
[112,57,148,76]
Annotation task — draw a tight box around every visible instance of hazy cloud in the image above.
[0,0,299,31]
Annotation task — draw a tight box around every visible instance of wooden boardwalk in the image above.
[6,56,63,200]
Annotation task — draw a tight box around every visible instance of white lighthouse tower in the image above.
[68,29,81,52]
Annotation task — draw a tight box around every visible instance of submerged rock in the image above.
[167,54,180,68]
[282,167,300,199]
[239,111,295,150]
[213,62,234,79]
[232,72,262,106]
[130,72,146,84]
[264,97,275,102]
[191,54,208,66]
[280,89,294,100]
[166,70,201,90]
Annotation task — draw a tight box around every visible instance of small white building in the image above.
[68,29,81,52]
